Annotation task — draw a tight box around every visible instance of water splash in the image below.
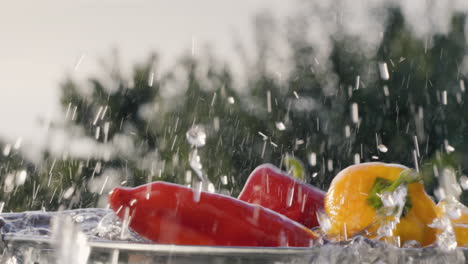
[186,125,214,195]
[186,125,206,148]
[50,215,90,264]
[375,185,407,246]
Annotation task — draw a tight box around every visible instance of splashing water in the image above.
[186,125,214,195]
[186,125,206,148]
[0,209,466,263]
[429,198,460,251]
[51,215,90,264]
[375,185,407,246]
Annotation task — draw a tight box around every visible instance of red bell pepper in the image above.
[109,181,317,247]
[238,164,325,229]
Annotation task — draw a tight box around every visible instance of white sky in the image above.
[0,0,290,150]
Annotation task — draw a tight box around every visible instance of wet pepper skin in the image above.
[238,164,325,229]
[109,182,317,247]
[325,162,438,246]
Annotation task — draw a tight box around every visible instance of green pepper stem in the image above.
[383,169,421,193]
[366,169,420,215]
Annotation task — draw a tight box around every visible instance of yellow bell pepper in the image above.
[325,162,437,246]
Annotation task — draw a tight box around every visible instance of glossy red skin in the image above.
[238,164,325,229]
[109,182,317,247]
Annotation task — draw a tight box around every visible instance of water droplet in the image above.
[193,181,202,203]
[4,173,15,192]
[275,122,286,131]
[15,170,27,186]
[309,152,317,166]
[186,126,206,147]
[327,159,333,172]
[266,90,272,113]
[439,168,462,200]
[354,153,361,164]
[221,175,228,185]
[344,125,350,138]
[227,97,235,104]
[378,62,390,80]
[355,75,360,90]
[185,170,192,184]
[63,186,75,199]
[13,138,22,149]
[383,85,390,96]
[442,90,448,105]
[351,103,359,123]
[293,91,299,99]
[377,144,388,153]
[460,175,468,190]
[93,106,103,126]
[258,131,268,140]
[148,72,154,87]
[286,186,294,208]
[445,144,455,153]
[189,149,203,180]
[316,210,331,233]
[207,183,215,193]
[3,144,11,156]
[446,207,461,220]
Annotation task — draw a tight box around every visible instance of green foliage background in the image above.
[0,8,467,211]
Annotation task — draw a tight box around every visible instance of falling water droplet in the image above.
[460,175,468,190]
[442,90,448,105]
[383,85,390,96]
[309,152,317,166]
[351,103,359,123]
[355,75,360,90]
[186,126,206,147]
[193,181,202,203]
[275,122,286,131]
[377,144,388,153]
[221,175,228,185]
[15,170,27,186]
[327,159,333,172]
[63,186,75,199]
[185,170,192,184]
[3,144,11,156]
[13,138,22,149]
[267,90,272,113]
[354,153,361,164]
[344,125,351,138]
[444,140,455,153]
[378,62,390,80]
[207,183,215,193]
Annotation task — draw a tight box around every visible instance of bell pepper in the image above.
[109,181,318,247]
[238,164,325,229]
[325,162,438,246]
